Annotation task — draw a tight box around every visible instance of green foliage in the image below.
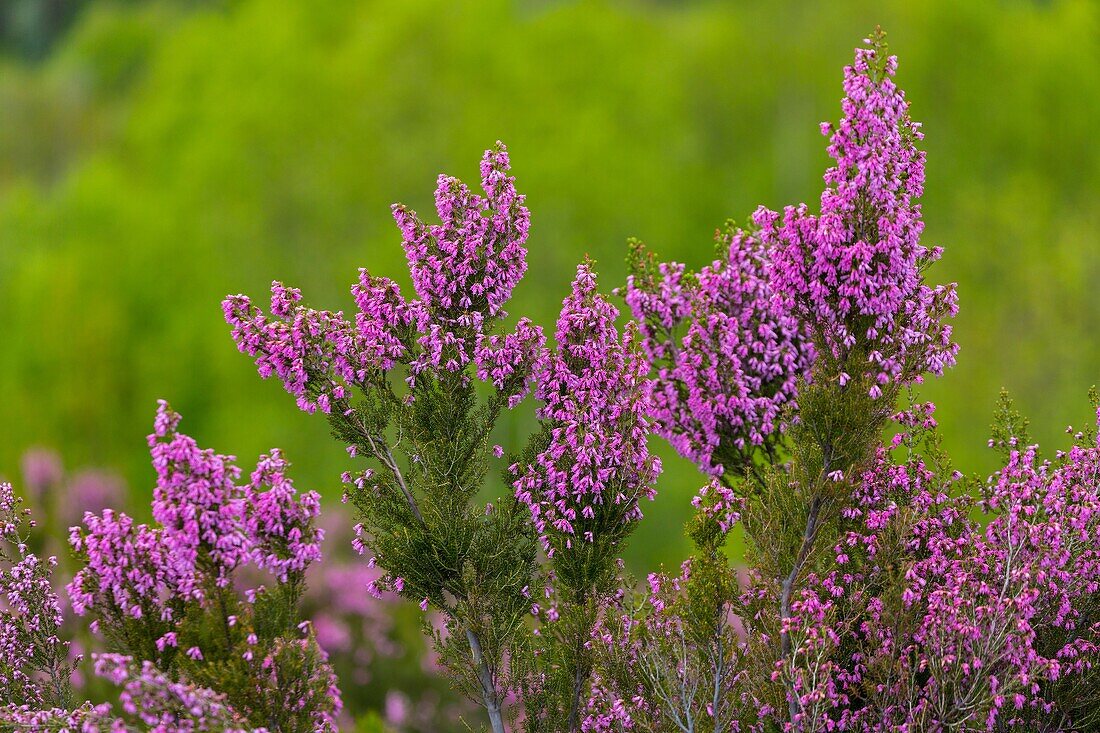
[988,388,1032,459]
[327,348,536,728]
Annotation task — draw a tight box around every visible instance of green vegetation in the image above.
[1,0,1097,570]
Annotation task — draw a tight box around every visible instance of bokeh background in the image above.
[1,0,1098,573]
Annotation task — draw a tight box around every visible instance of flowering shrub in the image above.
[218,31,1100,732]
[67,402,341,731]
[0,482,76,712]
[4,28,1098,733]
[582,30,1098,733]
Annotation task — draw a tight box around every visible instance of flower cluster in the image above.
[624,227,814,476]
[226,145,549,733]
[770,429,960,731]
[0,482,75,711]
[394,142,531,375]
[224,142,544,415]
[756,32,958,394]
[68,402,339,732]
[772,399,1100,731]
[70,401,323,629]
[246,450,324,582]
[513,263,660,555]
[147,403,251,586]
[92,653,246,731]
[1,702,113,731]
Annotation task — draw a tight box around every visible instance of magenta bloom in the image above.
[514,263,660,553]
[394,142,530,375]
[225,142,544,412]
[625,227,814,475]
[756,38,958,393]
[70,401,324,629]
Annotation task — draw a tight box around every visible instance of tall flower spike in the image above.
[757,31,958,394]
[245,449,324,583]
[514,262,661,553]
[625,227,814,476]
[148,400,249,586]
[394,141,530,373]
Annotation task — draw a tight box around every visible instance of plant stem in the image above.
[467,627,506,733]
[780,493,824,723]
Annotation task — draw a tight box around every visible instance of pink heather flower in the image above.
[245,449,323,583]
[474,317,547,408]
[148,400,249,584]
[91,654,245,730]
[0,703,115,730]
[624,226,814,476]
[0,483,74,709]
[225,142,544,411]
[70,402,326,656]
[756,36,958,391]
[513,262,661,552]
[394,142,530,369]
[691,480,745,535]
[67,508,193,627]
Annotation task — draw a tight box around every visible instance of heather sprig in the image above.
[91,653,247,731]
[734,31,958,724]
[756,29,958,397]
[0,482,76,711]
[226,143,544,733]
[624,223,814,478]
[513,262,661,732]
[767,393,1100,732]
[68,402,339,732]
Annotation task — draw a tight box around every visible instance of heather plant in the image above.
[215,31,1100,732]
[66,401,341,732]
[225,141,669,732]
[513,262,661,732]
[587,30,1100,733]
[4,18,1100,732]
[0,482,76,712]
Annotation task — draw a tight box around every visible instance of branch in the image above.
[780,492,824,723]
[466,628,506,733]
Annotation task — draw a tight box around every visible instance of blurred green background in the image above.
[1,0,1098,570]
